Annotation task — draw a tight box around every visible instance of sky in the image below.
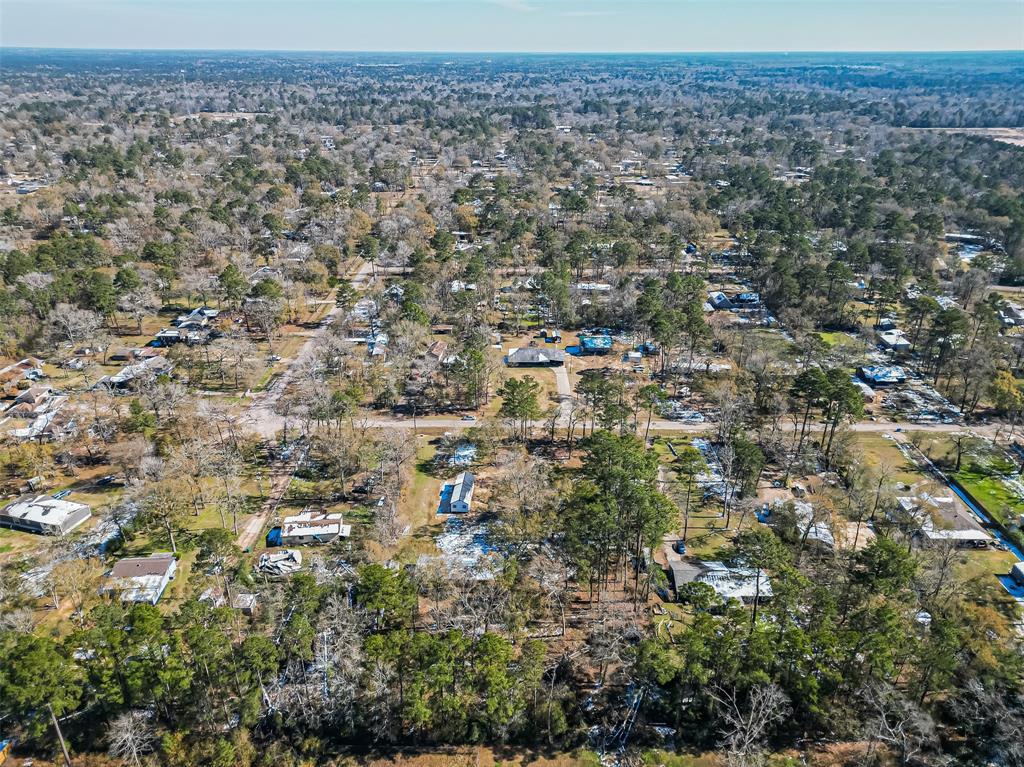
[2,0,1022,53]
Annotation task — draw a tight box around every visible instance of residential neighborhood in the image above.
[0,39,1022,767]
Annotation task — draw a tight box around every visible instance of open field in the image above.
[904,126,1024,147]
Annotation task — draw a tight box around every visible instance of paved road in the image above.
[241,258,1008,443]
[347,414,988,436]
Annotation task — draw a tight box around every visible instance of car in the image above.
[672,540,687,555]
[96,474,117,486]
[461,415,476,421]
[268,355,282,362]
[52,489,72,500]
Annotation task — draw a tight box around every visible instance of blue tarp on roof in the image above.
[579,334,613,352]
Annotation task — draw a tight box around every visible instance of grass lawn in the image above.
[953,546,1023,615]
[484,368,560,417]
[0,526,38,559]
[391,438,444,563]
[817,331,858,348]
[855,433,928,486]
[955,466,1023,527]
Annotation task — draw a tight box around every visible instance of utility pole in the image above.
[48,703,72,767]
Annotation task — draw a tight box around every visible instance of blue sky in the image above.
[2,0,1022,52]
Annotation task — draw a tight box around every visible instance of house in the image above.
[279,511,351,545]
[101,355,173,389]
[103,553,177,605]
[776,500,834,550]
[248,265,279,284]
[0,495,91,535]
[173,307,218,327]
[506,347,566,367]
[571,282,612,294]
[367,332,389,358]
[578,334,613,355]
[155,328,188,345]
[0,357,45,395]
[999,302,1024,327]
[6,385,54,416]
[200,587,259,615]
[917,529,992,548]
[13,384,51,406]
[878,329,911,352]
[858,365,907,386]
[449,471,475,513]
[730,292,761,308]
[450,280,477,293]
[707,292,733,310]
[9,404,75,442]
[449,443,478,467]
[539,328,562,343]
[669,560,772,604]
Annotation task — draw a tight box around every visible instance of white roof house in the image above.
[878,329,911,352]
[103,355,173,388]
[670,560,772,604]
[918,528,992,547]
[103,553,177,605]
[280,511,351,545]
[0,495,91,535]
[790,500,835,549]
[572,282,613,293]
[449,471,475,514]
[896,497,993,547]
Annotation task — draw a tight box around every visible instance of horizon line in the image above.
[3,46,1022,56]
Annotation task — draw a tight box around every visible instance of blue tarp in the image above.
[266,527,283,547]
[579,334,613,353]
[437,483,454,515]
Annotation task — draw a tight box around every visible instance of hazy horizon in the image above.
[2,0,1022,54]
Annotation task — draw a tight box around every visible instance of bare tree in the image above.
[712,683,791,767]
[107,709,156,767]
[48,303,103,348]
[863,682,938,767]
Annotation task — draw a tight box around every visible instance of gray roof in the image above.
[507,347,566,365]
[110,553,176,578]
[452,471,475,503]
